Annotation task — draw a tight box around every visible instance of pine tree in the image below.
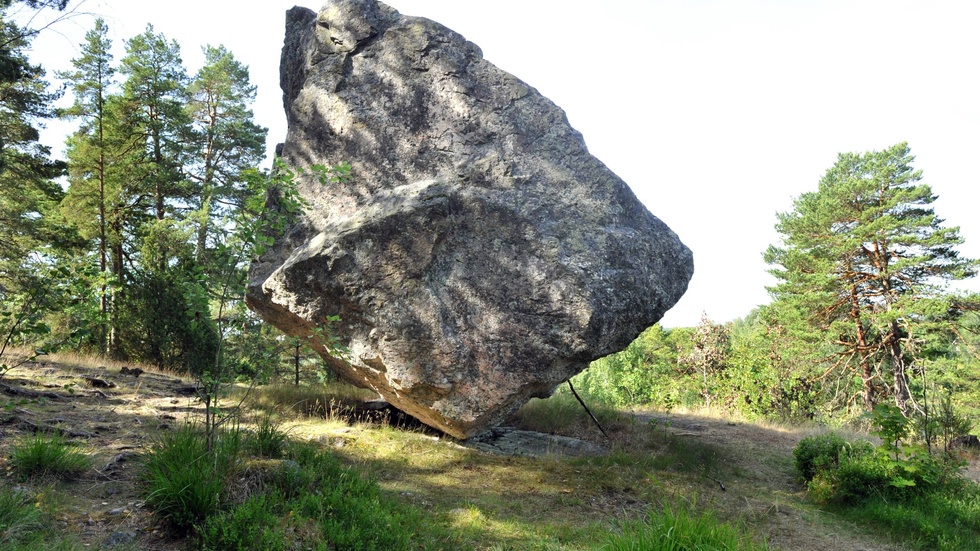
[118,24,190,224]
[0,4,68,300]
[764,143,978,413]
[184,44,267,264]
[57,17,116,352]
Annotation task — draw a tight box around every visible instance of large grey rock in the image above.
[246,0,693,438]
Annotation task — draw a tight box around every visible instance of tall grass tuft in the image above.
[0,486,43,545]
[603,502,769,551]
[244,414,290,459]
[139,423,241,534]
[10,433,91,481]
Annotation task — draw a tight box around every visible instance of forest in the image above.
[2,1,980,550]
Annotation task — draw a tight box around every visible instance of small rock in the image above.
[102,531,137,547]
[120,366,144,377]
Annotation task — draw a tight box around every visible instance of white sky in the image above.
[20,0,980,328]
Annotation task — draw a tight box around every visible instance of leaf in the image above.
[888,477,916,488]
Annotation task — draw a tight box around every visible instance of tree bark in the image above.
[888,321,911,414]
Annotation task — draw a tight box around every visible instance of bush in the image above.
[10,433,91,481]
[809,449,890,505]
[794,419,964,506]
[793,432,866,482]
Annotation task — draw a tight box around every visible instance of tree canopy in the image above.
[764,142,978,413]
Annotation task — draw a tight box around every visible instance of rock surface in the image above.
[246,0,693,438]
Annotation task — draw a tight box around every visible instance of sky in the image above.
[17,0,980,327]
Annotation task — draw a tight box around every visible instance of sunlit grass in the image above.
[510,385,635,439]
[602,501,771,551]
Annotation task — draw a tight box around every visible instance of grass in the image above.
[602,501,770,550]
[0,485,43,544]
[244,381,378,418]
[0,485,81,550]
[829,476,980,550]
[139,423,243,533]
[510,386,631,437]
[3,355,978,549]
[9,433,92,481]
[140,419,425,549]
[244,413,291,458]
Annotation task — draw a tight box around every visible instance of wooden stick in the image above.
[567,380,608,438]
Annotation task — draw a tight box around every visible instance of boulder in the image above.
[246,0,693,438]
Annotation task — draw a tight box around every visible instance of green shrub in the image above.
[811,449,890,505]
[139,424,241,533]
[794,417,965,507]
[793,432,853,482]
[10,433,91,481]
[602,502,769,550]
[198,492,287,551]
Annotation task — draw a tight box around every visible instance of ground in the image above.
[0,356,976,549]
